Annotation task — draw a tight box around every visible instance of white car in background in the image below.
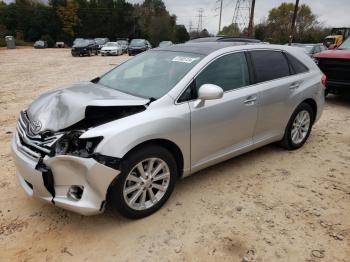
[100,42,123,56]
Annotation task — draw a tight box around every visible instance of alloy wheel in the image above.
[123,158,170,211]
[291,110,311,145]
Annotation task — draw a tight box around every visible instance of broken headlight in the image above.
[54,131,103,158]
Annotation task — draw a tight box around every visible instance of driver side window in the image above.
[195,52,250,93]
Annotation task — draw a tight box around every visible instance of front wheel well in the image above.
[122,139,184,178]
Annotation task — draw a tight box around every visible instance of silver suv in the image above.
[11,43,325,218]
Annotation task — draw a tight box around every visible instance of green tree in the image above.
[174,25,189,43]
[57,0,80,40]
[219,23,240,36]
[265,3,319,44]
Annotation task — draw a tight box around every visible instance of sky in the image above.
[127,0,350,34]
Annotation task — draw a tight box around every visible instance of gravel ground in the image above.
[0,48,349,262]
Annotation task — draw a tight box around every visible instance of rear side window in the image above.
[250,50,290,83]
[285,53,309,74]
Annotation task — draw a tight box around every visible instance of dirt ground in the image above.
[0,48,349,262]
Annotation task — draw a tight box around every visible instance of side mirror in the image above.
[329,44,337,50]
[195,84,223,108]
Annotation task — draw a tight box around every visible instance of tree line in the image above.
[220,3,331,44]
[0,1,332,47]
[0,0,190,47]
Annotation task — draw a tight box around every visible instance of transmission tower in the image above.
[197,8,204,32]
[232,0,252,32]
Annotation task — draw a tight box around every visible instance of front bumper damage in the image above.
[11,133,120,216]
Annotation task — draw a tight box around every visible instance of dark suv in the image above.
[71,39,99,57]
[314,37,350,95]
[128,39,152,56]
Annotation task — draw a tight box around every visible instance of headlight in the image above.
[54,131,103,157]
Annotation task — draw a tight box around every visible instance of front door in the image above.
[188,52,258,171]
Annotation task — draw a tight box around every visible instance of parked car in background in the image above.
[117,40,129,53]
[95,38,110,51]
[158,41,173,47]
[55,42,65,48]
[11,42,325,219]
[128,39,151,56]
[314,37,350,95]
[100,42,123,56]
[71,39,99,57]
[188,36,261,44]
[290,43,327,58]
[34,40,47,49]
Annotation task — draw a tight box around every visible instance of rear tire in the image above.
[108,145,177,219]
[280,103,314,150]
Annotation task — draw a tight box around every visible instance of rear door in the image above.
[248,50,298,143]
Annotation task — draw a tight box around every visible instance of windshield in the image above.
[74,39,90,47]
[324,37,335,45]
[301,45,314,54]
[159,41,172,47]
[73,38,83,44]
[130,39,146,47]
[98,51,204,99]
[339,38,350,49]
[95,38,107,45]
[105,42,118,47]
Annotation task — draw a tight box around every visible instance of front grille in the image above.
[318,58,350,83]
[15,111,63,160]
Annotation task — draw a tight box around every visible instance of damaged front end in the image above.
[12,102,146,215]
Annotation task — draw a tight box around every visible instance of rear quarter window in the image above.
[285,52,309,74]
[250,50,290,83]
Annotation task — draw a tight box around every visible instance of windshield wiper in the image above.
[147,97,157,105]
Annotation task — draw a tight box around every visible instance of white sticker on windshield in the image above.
[172,56,200,63]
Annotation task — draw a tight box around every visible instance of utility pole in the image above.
[247,0,256,37]
[289,0,300,46]
[218,0,223,33]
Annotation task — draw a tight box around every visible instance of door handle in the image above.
[289,82,300,90]
[244,96,257,105]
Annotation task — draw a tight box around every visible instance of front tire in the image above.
[280,103,314,150]
[108,145,177,219]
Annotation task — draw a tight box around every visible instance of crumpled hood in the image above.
[27,81,149,132]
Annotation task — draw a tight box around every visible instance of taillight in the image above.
[321,74,327,88]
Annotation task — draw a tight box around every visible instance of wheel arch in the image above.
[121,139,184,178]
[301,98,317,122]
